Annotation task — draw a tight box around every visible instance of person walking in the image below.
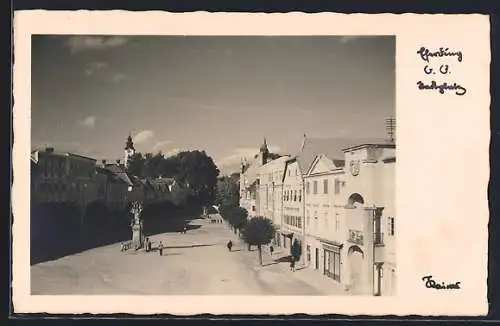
[227,240,233,252]
[270,245,274,257]
[290,259,295,272]
[158,241,164,256]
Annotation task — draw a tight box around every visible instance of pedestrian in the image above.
[158,241,164,256]
[290,259,295,272]
[270,245,274,257]
[145,238,150,252]
[120,242,124,252]
[227,240,233,252]
[183,226,187,234]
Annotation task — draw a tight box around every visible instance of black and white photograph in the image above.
[13,11,490,316]
[29,34,396,296]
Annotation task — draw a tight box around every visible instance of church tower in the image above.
[260,137,269,165]
[124,132,135,168]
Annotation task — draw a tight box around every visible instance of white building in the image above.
[256,156,289,230]
[302,141,396,296]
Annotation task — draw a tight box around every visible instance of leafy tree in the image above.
[227,206,248,230]
[127,153,145,177]
[175,150,220,206]
[241,216,276,266]
[215,176,240,208]
[291,238,302,262]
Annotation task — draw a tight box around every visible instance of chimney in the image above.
[102,159,107,165]
[45,147,54,153]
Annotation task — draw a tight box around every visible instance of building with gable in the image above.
[239,138,277,217]
[301,136,396,296]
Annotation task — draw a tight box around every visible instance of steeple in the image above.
[124,132,136,169]
[125,132,135,150]
[260,137,269,165]
[260,137,268,154]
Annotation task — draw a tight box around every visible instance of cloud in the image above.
[112,73,128,83]
[65,36,129,54]
[152,140,173,151]
[133,130,154,144]
[164,148,181,157]
[84,61,108,76]
[78,116,97,129]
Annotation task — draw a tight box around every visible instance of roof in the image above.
[241,155,263,187]
[342,141,396,153]
[102,164,136,186]
[32,149,96,162]
[293,137,387,175]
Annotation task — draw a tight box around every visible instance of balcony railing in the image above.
[348,229,364,245]
[373,232,384,246]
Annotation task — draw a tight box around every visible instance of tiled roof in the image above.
[294,137,387,175]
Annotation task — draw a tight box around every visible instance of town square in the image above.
[30,35,396,297]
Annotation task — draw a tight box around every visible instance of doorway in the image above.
[315,248,319,270]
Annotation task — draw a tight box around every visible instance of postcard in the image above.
[12,11,490,316]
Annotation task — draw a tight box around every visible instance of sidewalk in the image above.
[231,236,353,296]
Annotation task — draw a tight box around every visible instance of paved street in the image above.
[31,216,347,295]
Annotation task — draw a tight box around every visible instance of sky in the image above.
[31,35,395,174]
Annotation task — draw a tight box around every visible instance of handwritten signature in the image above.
[417,47,463,63]
[422,275,461,290]
[417,81,467,96]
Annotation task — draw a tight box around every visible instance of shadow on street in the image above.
[30,200,203,265]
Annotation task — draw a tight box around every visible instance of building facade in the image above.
[31,148,98,207]
[280,158,305,259]
[303,154,346,287]
[256,156,289,229]
[302,142,396,296]
[239,139,272,217]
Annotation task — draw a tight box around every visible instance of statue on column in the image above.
[130,201,144,250]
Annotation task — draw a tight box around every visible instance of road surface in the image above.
[31,216,345,295]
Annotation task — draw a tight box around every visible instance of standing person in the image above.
[290,259,295,272]
[270,245,274,257]
[145,238,150,252]
[158,241,164,256]
[227,240,233,252]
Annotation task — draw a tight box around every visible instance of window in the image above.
[388,217,395,236]
[313,181,318,194]
[306,182,310,194]
[324,212,329,227]
[298,190,302,202]
[307,246,311,262]
[324,249,341,282]
[293,190,297,202]
[324,179,328,194]
[252,205,256,212]
[334,178,340,194]
[288,170,291,177]
[335,213,340,231]
[307,211,310,228]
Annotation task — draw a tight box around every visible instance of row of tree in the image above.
[126,150,220,207]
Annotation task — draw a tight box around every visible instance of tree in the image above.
[215,176,240,208]
[291,238,302,262]
[127,153,145,177]
[241,216,276,266]
[175,150,220,206]
[226,206,248,231]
